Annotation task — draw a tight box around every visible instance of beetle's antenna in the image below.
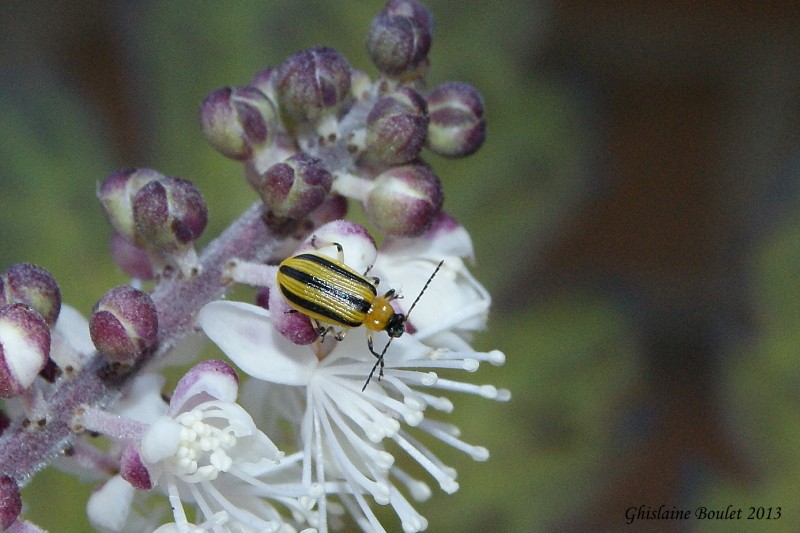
[362,260,444,391]
[406,260,444,319]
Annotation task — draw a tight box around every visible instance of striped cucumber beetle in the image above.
[277,237,443,390]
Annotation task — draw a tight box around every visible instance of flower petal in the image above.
[381,212,474,261]
[87,475,135,532]
[170,359,239,415]
[198,300,317,385]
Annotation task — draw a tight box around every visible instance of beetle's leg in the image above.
[314,320,347,341]
[362,332,391,390]
[366,333,386,378]
[313,319,330,338]
[311,236,344,262]
[367,332,378,357]
[382,288,401,301]
[362,263,380,286]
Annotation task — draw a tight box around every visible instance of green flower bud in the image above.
[366,162,443,236]
[426,82,486,157]
[97,168,164,245]
[200,86,277,160]
[89,286,158,366]
[276,47,352,125]
[366,0,434,79]
[365,87,428,165]
[257,153,333,234]
[0,304,50,398]
[1,263,61,327]
[132,177,207,252]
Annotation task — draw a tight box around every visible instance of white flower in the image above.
[198,217,508,533]
[87,360,315,533]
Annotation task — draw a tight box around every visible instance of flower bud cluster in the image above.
[193,0,485,239]
[98,168,208,277]
[3,3,503,532]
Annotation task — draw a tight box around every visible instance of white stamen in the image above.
[392,432,458,494]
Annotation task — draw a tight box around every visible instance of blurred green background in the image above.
[2,1,800,532]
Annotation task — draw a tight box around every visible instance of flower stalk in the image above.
[0,2,508,531]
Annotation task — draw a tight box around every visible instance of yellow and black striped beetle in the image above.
[277,238,443,390]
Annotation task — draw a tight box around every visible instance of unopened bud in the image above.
[0,475,21,529]
[365,87,428,165]
[98,168,164,245]
[132,177,208,252]
[251,67,278,102]
[366,0,434,79]
[366,163,443,237]
[426,82,486,157]
[109,233,156,281]
[1,263,61,326]
[120,445,152,490]
[200,86,277,160]
[276,47,352,125]
[0,303,50,398]
[90,286,158,366]
[257,153,332,233]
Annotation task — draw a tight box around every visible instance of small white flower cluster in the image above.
[77,215,507,533]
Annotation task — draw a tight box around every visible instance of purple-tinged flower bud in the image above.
[366,0,434,79]
[251,66,278,101]
[257,153,332,233]
[0,475,21,529]
[426,81,486,157]
[385,0,434,25]
[255,286,270,310]
[276,47,352,125]
[132,177,208,252]
[109,233,156,281]
[1,263,61,327]
[308,194,349,227]
[200,86,277,161]
[366,163,443,237]
[89,286,158,366]
[365,87,428,165]
[0,303,50,398]
[98,168,164,245]
[120,445,152,490]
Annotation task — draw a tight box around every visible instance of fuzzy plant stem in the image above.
[0,201,278,486]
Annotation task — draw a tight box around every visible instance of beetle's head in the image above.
[385,313,406,338]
